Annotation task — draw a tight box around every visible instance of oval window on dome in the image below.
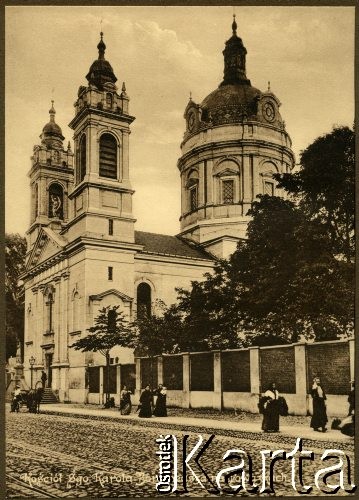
[99,133,117,179]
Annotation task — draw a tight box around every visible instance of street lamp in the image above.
[29,356,35,389]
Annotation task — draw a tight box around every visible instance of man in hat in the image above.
[11,385,22,412]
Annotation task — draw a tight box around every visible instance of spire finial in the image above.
[97,30,106,60]
[232,14,237,36]
[268,81,271,91]
[49,100,56,122]
[189,91,192,101]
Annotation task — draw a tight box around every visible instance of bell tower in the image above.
[67,32,136,244]
[27,102,74,252]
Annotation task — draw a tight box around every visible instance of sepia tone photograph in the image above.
[5,4,355,497]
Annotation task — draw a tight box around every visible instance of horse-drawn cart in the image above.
[10,385,44,413]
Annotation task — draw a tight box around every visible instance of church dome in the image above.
[200,83,261,123]
[43,120,63,136]
[41,101,64,147]
[86,32,117,90]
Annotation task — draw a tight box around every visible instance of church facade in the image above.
[22,18,294,403]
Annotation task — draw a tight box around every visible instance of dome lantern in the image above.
[221,14,250,87]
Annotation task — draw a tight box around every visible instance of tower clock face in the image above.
[188,112,195,132]
[263,102,275,122]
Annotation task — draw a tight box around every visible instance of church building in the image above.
[22,17,294,403]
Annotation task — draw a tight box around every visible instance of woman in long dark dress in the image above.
[261,382,280,433]
[138,385,152,418]
[310,377,328,432]
[119,385,132,415]
[153,385,167,417]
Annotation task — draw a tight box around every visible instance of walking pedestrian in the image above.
[119,385,132,415]
[348,381,355,416]
[41,370,47,389]
[138,385,152,418]
[310,377,328,432]
[153,384,167,417]
[261,382,280,433]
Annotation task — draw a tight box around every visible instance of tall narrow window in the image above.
[99,133,117,179]
[108,266,113,281]
[137,283,151,318]
[79,134,87,183]
[107,309,117,332]
[222,179,234,204]
[189,185,198,211]
[109,219,114,235]
[34,183,38,219]
[46,293,54,333]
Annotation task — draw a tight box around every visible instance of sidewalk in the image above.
[38,404,353,444]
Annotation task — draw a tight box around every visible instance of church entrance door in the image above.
[45,353,53,388]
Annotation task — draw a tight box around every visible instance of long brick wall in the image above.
[260,346,296,394]
[306,342,350,395]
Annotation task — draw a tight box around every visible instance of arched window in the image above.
[72,292,80,332]
[46,293,54,333]
[186,170,199,212]
[48,183,63,219]
[107,309,117,332]
[99,133,117,179]
[137,283,151,319]
[213,160,240,205]
[79,134,87,183]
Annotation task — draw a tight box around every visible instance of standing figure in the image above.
[138,385,152,418]
[261,382,280,433]
[348,381,355,416]
[41,370,47,389]
[119,385,132,415]
[50,194,62,218]
[310,377,328,432]
[153,384,167,417]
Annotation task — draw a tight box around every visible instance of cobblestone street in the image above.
[6,409,355,497]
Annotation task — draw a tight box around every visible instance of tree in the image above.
[6,233,27,360]
[229,195,354,343]
[274,126,355,262]
[71,305,134,403]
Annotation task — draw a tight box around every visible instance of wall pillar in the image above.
[213,351,222,410]
[157,356,163,385]
[294,343,308,416]
[349,338,355,382]
[135,358,141,400]
[249,347,260,394]
[183,353,190,408]
[116,365,121,401]
[99,366,104,405]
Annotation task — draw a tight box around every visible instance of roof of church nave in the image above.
[86,32,118,90]
[135,231,214,260]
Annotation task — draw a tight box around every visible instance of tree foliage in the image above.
[71,305,135,401]
[274,126,355,262]
[71,305,134,356]
[6,233,27,359]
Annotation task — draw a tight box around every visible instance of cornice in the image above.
[69,106,135,130]
[178,139,295,171]
[68,180,134,200]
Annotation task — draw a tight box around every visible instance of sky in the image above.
[5,5,354,237]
